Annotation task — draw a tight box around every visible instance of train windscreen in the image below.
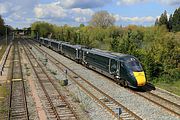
[125,58,143,72]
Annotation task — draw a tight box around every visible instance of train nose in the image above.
[133,72,146,86]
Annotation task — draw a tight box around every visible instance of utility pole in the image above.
[36,31,39,40]
[13,32,14,40]
[5,25,8,46]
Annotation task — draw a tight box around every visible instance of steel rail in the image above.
[30,40,142,120]
[22,42,61,120]
[23,41,79,120]
[132,88,180,117]
[17,41,29,120]
[7,43,15,120]
[22,41,79,120]
[8,41,29,120]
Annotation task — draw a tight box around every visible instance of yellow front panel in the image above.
[133,72,146,86]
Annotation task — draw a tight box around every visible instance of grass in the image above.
[0,85,8,117]
[0,85,8,101]
[154,80,180,96]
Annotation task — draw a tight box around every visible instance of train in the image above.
[36,37,147,88]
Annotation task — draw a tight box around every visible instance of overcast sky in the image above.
[0,0,179,28]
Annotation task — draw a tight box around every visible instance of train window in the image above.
[125,58,143,72]
[110,59,117,73]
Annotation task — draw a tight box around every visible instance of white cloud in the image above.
[0,0,38,26]
[9,13,24,20]
[71,8,94,16]
[117,0,147,5]
[0,2,13,14]
[34,2,67,19]
[159,0,180,5]
[0,4,7,14]
[114,14,155,23]
[58,0,111,8]
[75,17,89,23]
[117,0,180,5]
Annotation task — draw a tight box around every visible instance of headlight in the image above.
[129,71,134,76]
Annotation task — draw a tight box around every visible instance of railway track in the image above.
[21,41,78,120]
[8,41,29,120]
[131,85,180,117]
[28,40,142,120]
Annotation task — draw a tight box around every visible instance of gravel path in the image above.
[32,42,179,120]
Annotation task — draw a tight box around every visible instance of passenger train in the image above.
[36,37,147,88]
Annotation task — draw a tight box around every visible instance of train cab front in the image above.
[133,71,146,87]
[125,57,146,88]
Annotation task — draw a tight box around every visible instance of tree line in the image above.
[0,15,6,36]
[30,8,179,84]
[0,15,12,37]
[155,7,180,32]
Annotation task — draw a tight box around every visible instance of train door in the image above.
[120,62,128,80]
[78,49,83,60]
[58,43,61,52]
[76,48,78,59]
[109,59,118,75]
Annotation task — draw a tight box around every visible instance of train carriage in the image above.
[82,48,119,79]
[39,37,44,44]
[43,38,51,48]
[51,40,62,52]
[61,43,83,62]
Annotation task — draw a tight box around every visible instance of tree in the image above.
[172,7,180,32]
[155,18,159,26]
[89,11,115,28]
[0,15,5,36]
[79,23,85,27]
[168,14,173,31]
[158,10,168,28]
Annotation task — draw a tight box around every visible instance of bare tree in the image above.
[89,11,115,28]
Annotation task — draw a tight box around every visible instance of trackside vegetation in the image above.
[30,8,180,95]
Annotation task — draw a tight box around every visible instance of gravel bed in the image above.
[151,87,180,106]
[32,43,114,120]
[21,45,39,120]
[51,66,113,120]
[33,42,179,120]
[27,55,55,119]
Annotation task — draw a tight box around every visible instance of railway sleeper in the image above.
[58,111,73,115]
[11,113,26,117]
[11,106,26,109]
[59,113,75,116]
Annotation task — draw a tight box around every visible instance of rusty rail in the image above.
[22,41,79,120]
[8,41,29,120]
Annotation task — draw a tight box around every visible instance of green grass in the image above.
[0,85,8,118]
[154,80,180,96]
[0,85,8,100]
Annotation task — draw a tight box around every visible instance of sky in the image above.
[0,0,179,28]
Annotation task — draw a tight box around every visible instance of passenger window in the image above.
[110,59,117,73]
